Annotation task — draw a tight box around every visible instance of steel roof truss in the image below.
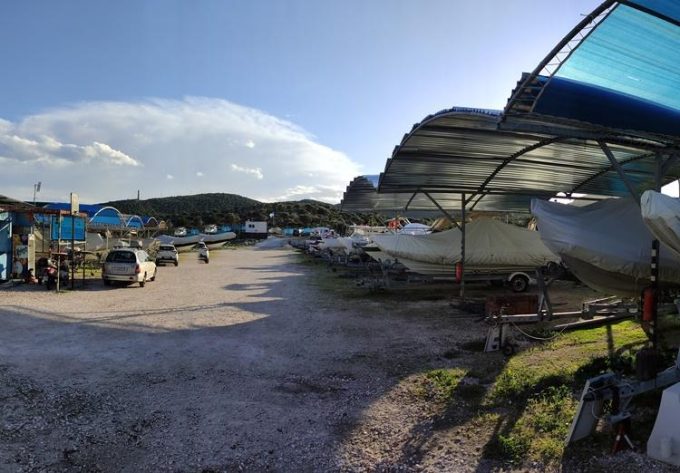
[422,191,462,230]
[599,141,640,203]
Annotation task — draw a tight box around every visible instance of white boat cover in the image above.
[400,223,431,235]
[317,237,346,252]
[370,218,558,267]
[200,231,237,244]
[641,190,680,259]
[532,197,680,295]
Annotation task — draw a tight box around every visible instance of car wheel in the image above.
[510,275,529,293]
[104,279,111,286]
[174,260,178,266]
[140,273,146,287]
[150,269,156,281]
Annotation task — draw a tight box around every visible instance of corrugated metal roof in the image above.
[339,1,680,303]
[378,106,680,212]
[355,2,680,215]
[340,175,459,215]
[0,195,36,212]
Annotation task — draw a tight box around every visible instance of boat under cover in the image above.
[532,197,680,295]
[369,218,558,268]
[641,190,680,259]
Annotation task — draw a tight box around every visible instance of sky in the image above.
[0,0,604,204]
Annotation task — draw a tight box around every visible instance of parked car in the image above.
[102,248,157,287]
[156,244,179,266]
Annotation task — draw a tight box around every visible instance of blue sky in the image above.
[0,0,602,203]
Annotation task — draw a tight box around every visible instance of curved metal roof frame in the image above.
[340,175,467,216]
[90,206,124,224]
[504,1,680,143]
[340,176,380,212]
[378,107,680,213]
[143,216,159,227]
[124,214,145,228]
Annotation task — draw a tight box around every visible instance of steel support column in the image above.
[650,154,665,349]
[460,193,466,300]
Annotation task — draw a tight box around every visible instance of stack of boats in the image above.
[291,216,559,281]
[285,192,680,298]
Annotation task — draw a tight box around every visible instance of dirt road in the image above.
[1,247,492,472]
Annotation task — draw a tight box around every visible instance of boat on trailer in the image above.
[641,190,680,259]
[532,197,680,295]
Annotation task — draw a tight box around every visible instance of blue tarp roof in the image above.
[43,202,107,217]
[41,203,155,228]
[505,1,680,140]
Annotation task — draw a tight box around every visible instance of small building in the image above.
[0,195,42,281]
[243,221,267,239]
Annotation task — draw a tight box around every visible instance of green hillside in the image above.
[106,193,260,216]
[104,193,379,232]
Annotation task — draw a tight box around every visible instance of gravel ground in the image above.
[0,247,675,472]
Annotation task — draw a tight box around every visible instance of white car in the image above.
[156,244,179,266]
[102,248,157,287]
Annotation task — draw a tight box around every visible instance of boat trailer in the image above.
[566,348,680,451]
[484,267,638,353]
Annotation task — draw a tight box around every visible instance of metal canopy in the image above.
[367,1,680,215]
[378,106,680,213]
[340,175,464,215]
[505,0,680,142]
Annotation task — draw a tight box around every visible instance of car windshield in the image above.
[106,251,136,263]
[160,246,175,251]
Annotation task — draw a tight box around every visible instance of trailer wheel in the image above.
[510,274,529,293]
[502,343,516,356]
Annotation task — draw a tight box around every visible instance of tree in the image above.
[224,213,240,224]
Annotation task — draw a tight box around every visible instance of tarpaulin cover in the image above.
[369,219,558,267]
[641,190,680,258]
[532,197,680,294]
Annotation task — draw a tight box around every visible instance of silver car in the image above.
[102,248,157,287]
[156,244,179,266]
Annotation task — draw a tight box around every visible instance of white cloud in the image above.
[166,174,174,180]
[231,163,263,180]
[0,97,361,203]
[0,123,139,169]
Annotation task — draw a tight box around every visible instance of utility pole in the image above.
[33,181,41,205]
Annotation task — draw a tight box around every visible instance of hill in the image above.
[106,193,260,216]
[104,193,378,232]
